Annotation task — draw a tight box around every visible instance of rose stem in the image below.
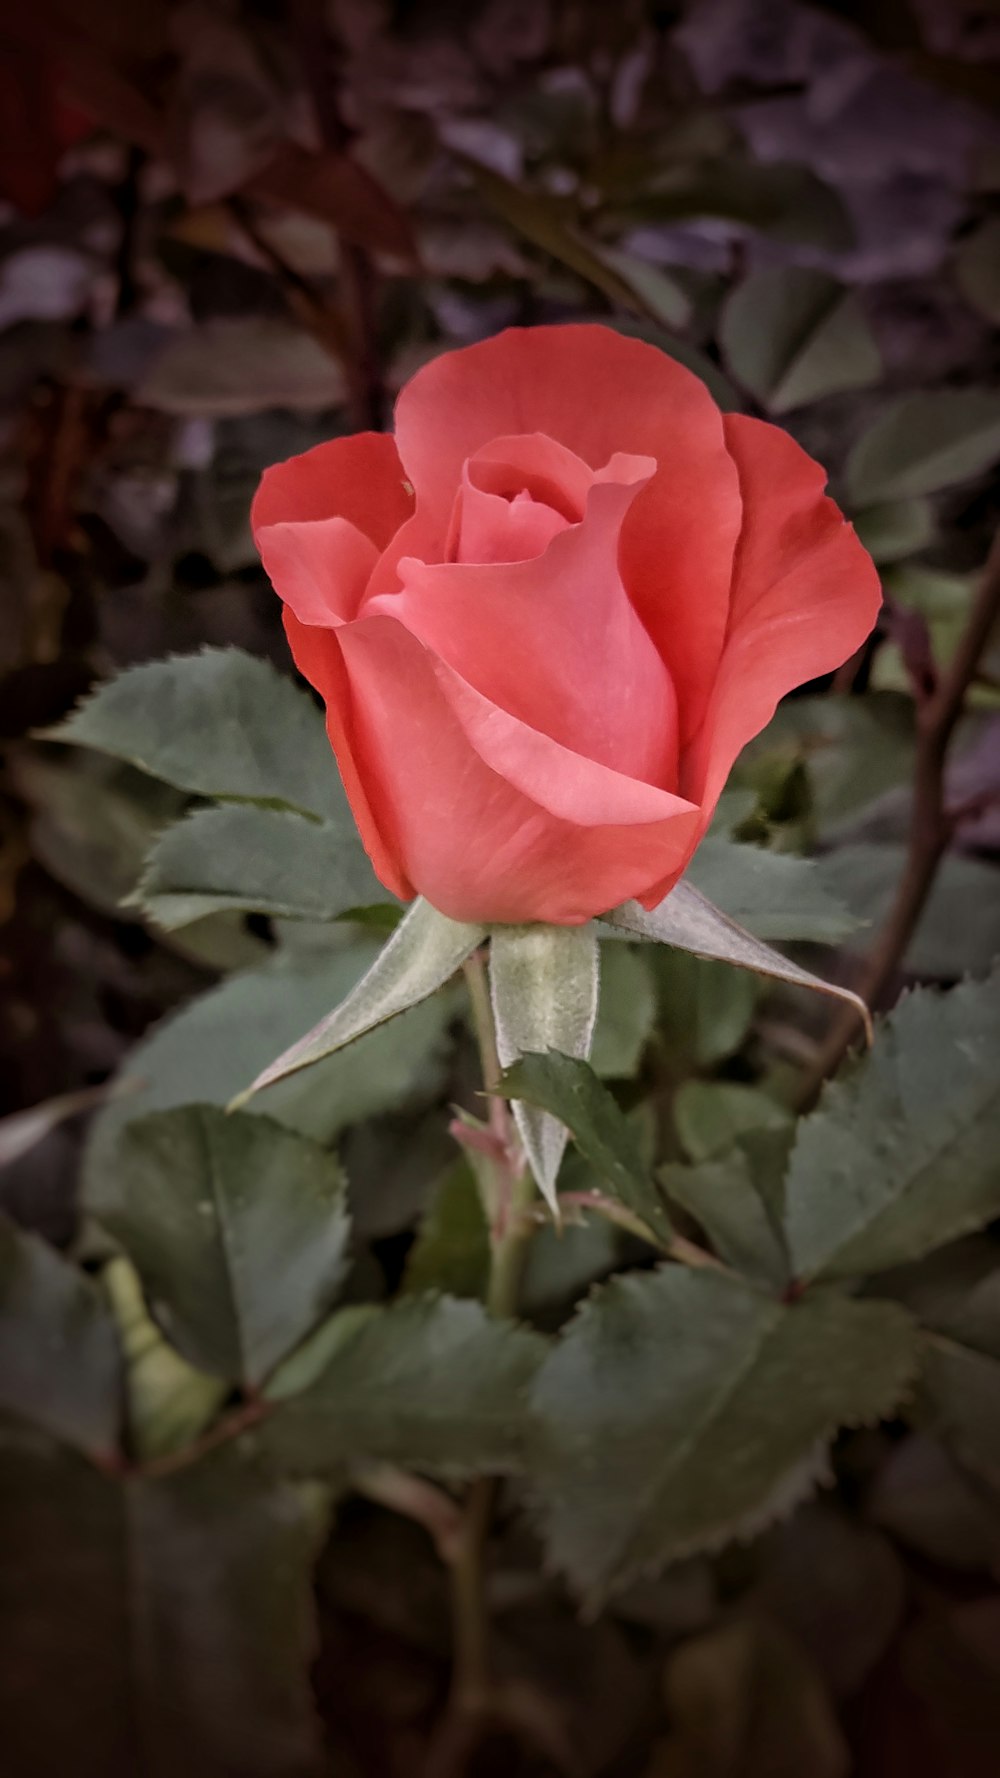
[445,955,537,1727]
[792,525,1000,1111]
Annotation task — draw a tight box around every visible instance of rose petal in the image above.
[680,414,882,838]
[258,516,379,626]
[282,609,413,901]
[335,614,700,924]
[253,431,413,543]
[391,325,742,739]
[253,433,414,625]
[364,463,678,785]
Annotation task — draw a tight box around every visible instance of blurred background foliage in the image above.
[2,1,1000,1774]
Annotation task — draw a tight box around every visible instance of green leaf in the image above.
[233,899,483,1104]
[0,1213,120,1459]
[851,497,934,565]
[83,941,456,1207]
[401,1159,490,1301]
[820,844,1000,979]
[499,1051,670,1242]
[529,1267,917,1602]
[134,803,394,929]
[684,838,861,943]
[660,1132,792,1290]
[101,1107,350,1388]
[590,943,657,1079]
[653,1618,848,1778]
[653,949,759,1069]
[785,969,1000,1283]
[138,316,347,416]
[13,750,185,917]
[870,1237,1000,1360]
[42,647,346,821]
[265,1295,545,1478]
[466,159,689,326]
[606,881,870,1036]
[0,1434,327,1777]
[673,1081,792,1165]
[593,244,691,328]
[489,925,600,1212]
[956,217,1000,326]
[741,693,915,834]
[721,267,880,413]
[104,1257,226,1461]
[845,389,1000,504]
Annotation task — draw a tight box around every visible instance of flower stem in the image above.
[445,955,537,1725]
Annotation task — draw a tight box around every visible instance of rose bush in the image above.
[253,324,879,924]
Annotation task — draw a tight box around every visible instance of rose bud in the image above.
[253,324,879,925]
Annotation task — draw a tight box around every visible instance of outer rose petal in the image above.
[253,432,413,542]
[252,432,415,625]
[388,326,742,738]
[282,609,413,901]
[330,615,700,925]
[364,465,678,785]
[664,416,881,897]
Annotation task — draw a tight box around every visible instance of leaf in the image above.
[869,1434,1000,1574]
[742,693,915,834]
[134,803,394,929]
[673,1081,792,1165]
[870,1237,1000,1361]
[13,749,185,917]
[751,1503,904,1700]
[251,141,418,264]
[916,1336,1000,1491]
[41,647,346,821]
[819,844,1000,979]
[660,1135,791,1290]
[721,267,880,413]
[784,969,1000,1283]
[651,1618,849,1778]
[0,1213,121,1459]
[851,497,934,565]
[683,838,861,943]
[592,243,691,328]
[956,217,1000,326]
[652,949,758,1069]
[103,1257,226,1462]
[102,1107,350,1388]
[590,943,657,1079]
[0,1081,134,1170]
[845,389,1000,504]
[83,941,456,1209]
[606,881,871,1037]
[138,317,347,416]
[489,925,600,1212]
[466,159,685,323]
[529,1267,917,1603]
[233,899,484,1104]
[401,1160,490,1301]
[0,1434,327,1778]
[499,1051,670,1242]
[265,1295,545,1478]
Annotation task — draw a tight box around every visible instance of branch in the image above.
[289,0,385,430]
[793,528,1000,1109]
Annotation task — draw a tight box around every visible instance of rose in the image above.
[253,324,879,925]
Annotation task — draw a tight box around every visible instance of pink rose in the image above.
[253,324,879,924]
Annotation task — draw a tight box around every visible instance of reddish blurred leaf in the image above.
[249,143,418,264]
